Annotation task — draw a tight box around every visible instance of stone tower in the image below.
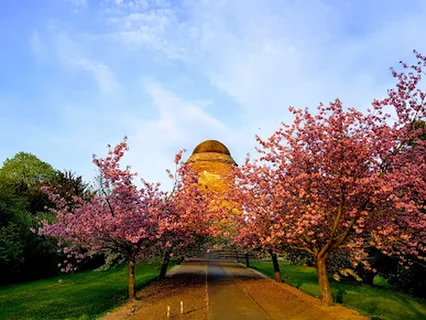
[187,140,236,191]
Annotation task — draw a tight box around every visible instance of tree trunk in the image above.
[316,254,332,304]
[245,253,250,268]
[357,266,375,285]
[270,250,282,282]
[362,272,375,285]
[159,252,171,280]
[128,258,136,299]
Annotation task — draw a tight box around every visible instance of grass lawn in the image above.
[0,261,176,320]
[251,261,426,320]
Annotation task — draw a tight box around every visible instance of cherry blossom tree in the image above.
[38,141,217,299]
[38,138,166,299]
[231,51,426,304]
[229,162,284,282]
[157,151,214,279]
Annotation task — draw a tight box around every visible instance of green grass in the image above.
[251,261,426,320]
[0,261,176,320]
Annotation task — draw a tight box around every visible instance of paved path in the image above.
[207,261,268,319]
[101,260,366,320]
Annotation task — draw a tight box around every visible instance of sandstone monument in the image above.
[187,140,237,192]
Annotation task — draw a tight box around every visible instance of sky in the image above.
[1,0,426,190]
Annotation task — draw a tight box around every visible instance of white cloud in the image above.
[175,1,372,116]
[101,0,426,121]
[104,0,150,11]
[72,59,119,96]
[30,30,120,96]
[52,32,86,66]
[106,7,185,60]
[146,82,225,133]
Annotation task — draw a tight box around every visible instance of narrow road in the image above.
[101,260,366,320]
[207,261,268,319]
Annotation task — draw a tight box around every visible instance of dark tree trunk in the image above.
[128,258,136,299]
[159,252,171,280]
[245,253,250,268]
[270,250,282,282]
[362,272,375,285]
[316,254,332,304]
[235,250,239,263]
[357,266,375,285]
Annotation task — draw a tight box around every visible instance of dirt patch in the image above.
[100,261,208,320]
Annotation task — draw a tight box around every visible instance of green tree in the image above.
[47,170,92,207]
[0,223,23,271]
[0,152,57,214]
[0,153,92,284]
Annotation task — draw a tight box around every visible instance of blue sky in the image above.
[1,0,426,190]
